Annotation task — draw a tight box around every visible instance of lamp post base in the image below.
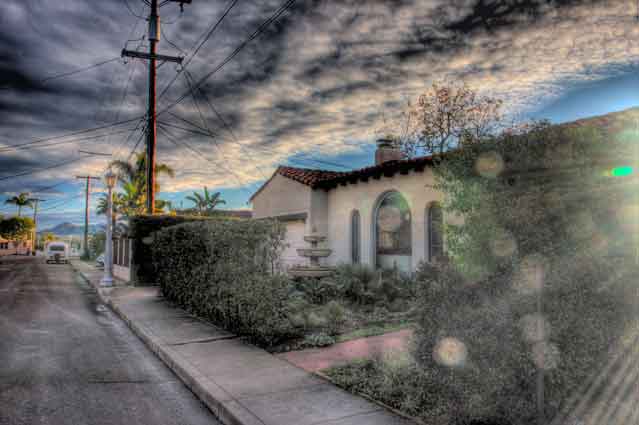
[100,276,114,287]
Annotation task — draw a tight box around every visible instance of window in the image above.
[375,191,412,270]
[351,210,361,264]
[428,203,444,262]
[0,242,8,250]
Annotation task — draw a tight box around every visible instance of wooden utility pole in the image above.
[76,176,100,258]
[30,198,45,255]
[121,0,189,214]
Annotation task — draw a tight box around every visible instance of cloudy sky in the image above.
[1,0,639,229]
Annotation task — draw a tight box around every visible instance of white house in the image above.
[250,139,447,273]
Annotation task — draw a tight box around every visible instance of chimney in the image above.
[375,137,402,165]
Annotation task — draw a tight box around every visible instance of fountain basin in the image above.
[304,235,326,244]
[297,248,332,258]
[289,266,334,278]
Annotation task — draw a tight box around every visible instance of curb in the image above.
[71,263,264,425]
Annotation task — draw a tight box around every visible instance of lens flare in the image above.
[513,254,545,295]
[475,151,504,178]
[433,337,468,367]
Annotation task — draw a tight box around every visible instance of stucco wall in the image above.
[325,168,445,271]
[252,173,312,221]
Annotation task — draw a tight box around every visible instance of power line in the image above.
[158,123,252,194]
[157,0,241,105]
[0,117,143,151]
[0,156,92,182]
[122,0,146,19]
[184,69,268,179]
[0,57,122,91]
[159,0,297,115]
[0,128,137,153]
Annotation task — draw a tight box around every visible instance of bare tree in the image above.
[394,82,503,157]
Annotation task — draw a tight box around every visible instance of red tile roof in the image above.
[250,155,437,202]
[277,166,348,187]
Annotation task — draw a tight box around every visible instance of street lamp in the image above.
[101,169,117,287]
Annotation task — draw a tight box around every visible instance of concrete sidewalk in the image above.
[70,260,414,425]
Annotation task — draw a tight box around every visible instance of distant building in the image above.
[0,237,33,256]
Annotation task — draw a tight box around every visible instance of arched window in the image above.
[428,203,444,262]
[375,191,412,271]
[351,210,361,264]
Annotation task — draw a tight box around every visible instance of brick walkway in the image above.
[277,329,414,372]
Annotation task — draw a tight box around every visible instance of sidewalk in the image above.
[70,260,414,425]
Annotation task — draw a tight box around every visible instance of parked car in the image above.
[45,242,70,264]
[95,253,105,268]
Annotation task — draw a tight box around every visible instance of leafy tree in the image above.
[4,193,34,217]
[186,187,226,215]
[0,216,35,240]
[391,82,503,157]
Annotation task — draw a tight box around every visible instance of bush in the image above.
[294,277,340,304]
[411,259,638,425]
[300,332,336,348]
[325,300,346,335]
[129,214,216,285]
[333,263,381,305]
[151,218,300,347]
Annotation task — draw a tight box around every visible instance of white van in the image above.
[46,242,69,264]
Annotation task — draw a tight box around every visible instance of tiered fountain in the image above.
[289,232,334,278]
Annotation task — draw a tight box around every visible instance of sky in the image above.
[1,0,639,230]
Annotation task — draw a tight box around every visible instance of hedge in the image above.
[128,215,216,284]
[150,218,300,346]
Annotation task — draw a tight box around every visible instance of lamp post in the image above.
[101,170,117,287]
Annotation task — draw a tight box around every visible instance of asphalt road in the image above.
[0,256,221,425]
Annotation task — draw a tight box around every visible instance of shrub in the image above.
[300,332,336,348]
[333,263,381,304]
[129,214,215,285]
[411,259,638,425]
[294,277,340,304]
[325,300,346,335]
[151,218,300,347]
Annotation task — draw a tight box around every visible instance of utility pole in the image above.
[76,176,100,259]
[30,198,45,255]
[122,0,189,214]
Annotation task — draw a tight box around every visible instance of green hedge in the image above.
[129,215,215,285]
[150,219,300,347]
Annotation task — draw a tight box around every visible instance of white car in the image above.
[95,253,105,268]
[45,242,70,264]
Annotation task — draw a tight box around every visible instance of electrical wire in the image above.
[1,117,143,151]
[158,124,252,194]
[184,69,269,178]
[0,156,92,182]
[122,0,146,19]
[156,0,241,104]
[158,0,297,115]
[0,57,122,91]
[0,128,137,153]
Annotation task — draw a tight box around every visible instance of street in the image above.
[0,256,221,425]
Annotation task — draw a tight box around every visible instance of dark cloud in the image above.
[0,0,635,200]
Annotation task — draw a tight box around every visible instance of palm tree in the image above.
[107,152,175,214]
[186,187,225,215]
[4,193,33,216]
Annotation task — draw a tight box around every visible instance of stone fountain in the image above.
[289,233,334,278]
